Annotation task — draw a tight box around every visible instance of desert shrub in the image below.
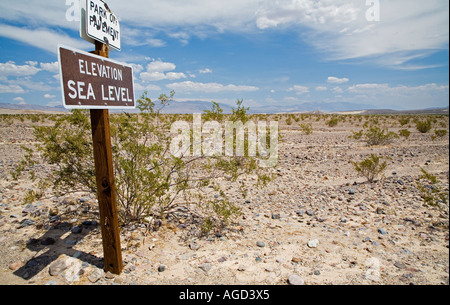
[398,129,411,139]
[432,129,448,140]
[300,123,313,135]
[363,126,398,146]
[416,168,448,215]
[352,154,387,183]
[415,119,432,133]
[13,92,272,234]
[326,116,339,127]
[398,116,410,126]
[203,101,224,122]
[285,116,293,125]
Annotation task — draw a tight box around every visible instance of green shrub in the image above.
[398,129,411,139]
[363,126,398,146]
[416,168,448,213]
[352,154,387,183]
[13,92,271,234]
[326,117,339,127]
[415,119,432,133]
[300,123,313,135]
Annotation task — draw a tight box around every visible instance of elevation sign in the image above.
[58,45,135,110]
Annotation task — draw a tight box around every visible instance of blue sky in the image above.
[0,0,448,111]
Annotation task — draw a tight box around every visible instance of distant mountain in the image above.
[0,103,66,113]
[1,101,448,115]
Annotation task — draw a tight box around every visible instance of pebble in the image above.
[307,239,319,248]
[49,260,67,276]
[378,228,387,235]
[306,210,315,216]
[87,268,104,283]
[158,265,166,272]
[19,219,35,228]
[394,261,406,269]
[9,261,22,271]
[256,241,265,247]
[198,263,212,273]
[288,274,305,285]
[41,237,56,245]
[71,226,82,234]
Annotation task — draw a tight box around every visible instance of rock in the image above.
[87,268,104,283]
[49,260,67,276]
[291,257,302,264]
[158,265,166,272]
[41,237,56,245]
[60,258,83,283]
[288,274,305,285]
[9,261,22,271]
[49,207,59,216]
[376,208,385,214]
[256,241,265,247]
[349,189,355,195]
[71,226,82,234]
[307,239,319,248]
[189,241,201,251]
[217,256,227,263]
[271,214,280,220]
[105,271,115,279]
[306,210,315,216]
[394,261,406,269]
[296,210,303,216]
[198,263,212,273]
[378,228,387,235]
[19,219,35,228]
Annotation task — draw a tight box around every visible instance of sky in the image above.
[0,0,449,111]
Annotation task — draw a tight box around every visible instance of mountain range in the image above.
[1,101,448,115]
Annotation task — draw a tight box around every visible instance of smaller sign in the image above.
[58,45,135,110]
[81,0,121,51]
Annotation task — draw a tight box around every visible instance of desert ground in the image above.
[0,110,448,285]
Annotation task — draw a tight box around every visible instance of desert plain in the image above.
[0,109,448,285]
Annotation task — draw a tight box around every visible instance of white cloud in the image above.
[140,71,187,82]
[0,84,25,94]
[327,76,349,84]
[166,81,259,93]
[199,68,212,74]
[315,86,328,91]
[44,94,56,99]
[254,0,449,68]
[40,62,59,73]
[0,24,90,54]
[147,61,177,73]
[289,85,309,95]
[0,0,447,70]
[348,83,449,95]
[0,61,40,77]
[140,60,186,81]
[332,86,344,94]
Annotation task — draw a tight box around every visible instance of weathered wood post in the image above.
[89,40,123,275]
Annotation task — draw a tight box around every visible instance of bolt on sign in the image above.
[57,45,135,110]
[80,0,121,51]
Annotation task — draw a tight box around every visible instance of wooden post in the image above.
[90,41,123,274]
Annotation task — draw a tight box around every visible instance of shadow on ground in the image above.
[13,220,104,280]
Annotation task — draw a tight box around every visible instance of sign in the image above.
[58,45,135,109]
[80,0,121,51]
